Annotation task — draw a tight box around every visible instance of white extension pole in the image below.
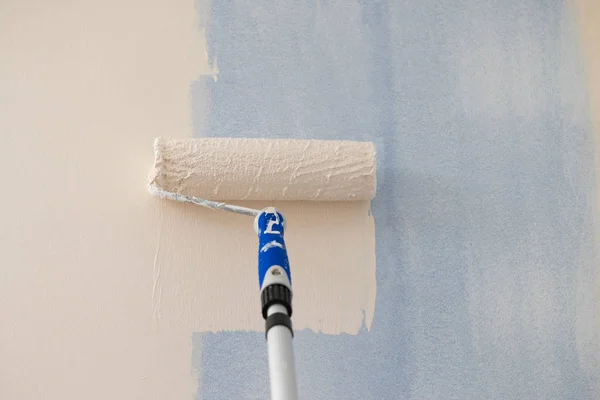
[267,304,298,400]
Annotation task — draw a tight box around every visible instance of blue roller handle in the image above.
[255,207,292,291]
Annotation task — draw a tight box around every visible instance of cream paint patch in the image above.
[153,198,375,333]
[0,0,377,399]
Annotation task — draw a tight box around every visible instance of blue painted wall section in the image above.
[192,0,598,398]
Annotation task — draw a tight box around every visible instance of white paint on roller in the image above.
[150,137,377,201]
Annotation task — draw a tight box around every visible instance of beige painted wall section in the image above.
[0,1,206,398]
[0,0,377,398]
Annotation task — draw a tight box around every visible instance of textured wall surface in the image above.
[1,0,599,399]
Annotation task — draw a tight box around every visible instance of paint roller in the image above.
[148,137,377,400]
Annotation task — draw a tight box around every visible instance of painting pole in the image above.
[255,208,298,400]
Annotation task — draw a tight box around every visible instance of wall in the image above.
[1,0,599,399]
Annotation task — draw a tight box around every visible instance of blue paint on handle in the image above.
[256,208,291,290]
